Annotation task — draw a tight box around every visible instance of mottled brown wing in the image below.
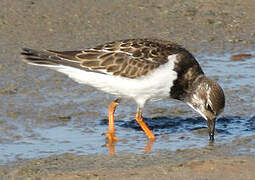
[22,39,183,78]
[48,39,180,78]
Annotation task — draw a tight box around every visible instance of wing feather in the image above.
[22,39,184,78]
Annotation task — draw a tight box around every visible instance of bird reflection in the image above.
[104,138,155,155]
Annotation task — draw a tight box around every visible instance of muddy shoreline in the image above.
[1,0,255,179]
[1,138,255,179]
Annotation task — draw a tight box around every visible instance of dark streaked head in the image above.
[186,75,225,141]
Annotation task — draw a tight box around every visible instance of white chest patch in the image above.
[52,54,178,108]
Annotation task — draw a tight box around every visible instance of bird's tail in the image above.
[21,48,64,67]
[21,48,84,70]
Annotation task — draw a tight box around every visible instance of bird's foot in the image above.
[103,132,120,141]
[103,132,119,155]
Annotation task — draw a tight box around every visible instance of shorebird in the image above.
[21,38,225,142]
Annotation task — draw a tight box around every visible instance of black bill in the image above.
[206,118,216,141]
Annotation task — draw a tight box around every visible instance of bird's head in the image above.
[187,76,225,141]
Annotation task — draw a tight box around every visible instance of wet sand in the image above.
[2,153,255,180]
[1,0,255,179]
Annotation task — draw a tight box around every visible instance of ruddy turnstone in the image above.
[21,38,225,142]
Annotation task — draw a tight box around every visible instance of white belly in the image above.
[53,55,178,108]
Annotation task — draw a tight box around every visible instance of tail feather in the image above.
[21,48,107,74]
[21,48,84,69]
[21,48,62,66]
[46,49,82,61]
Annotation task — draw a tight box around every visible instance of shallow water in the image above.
[0,52,255,164]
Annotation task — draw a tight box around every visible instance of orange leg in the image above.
[104,99,120,142]
[135,108,155,140]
